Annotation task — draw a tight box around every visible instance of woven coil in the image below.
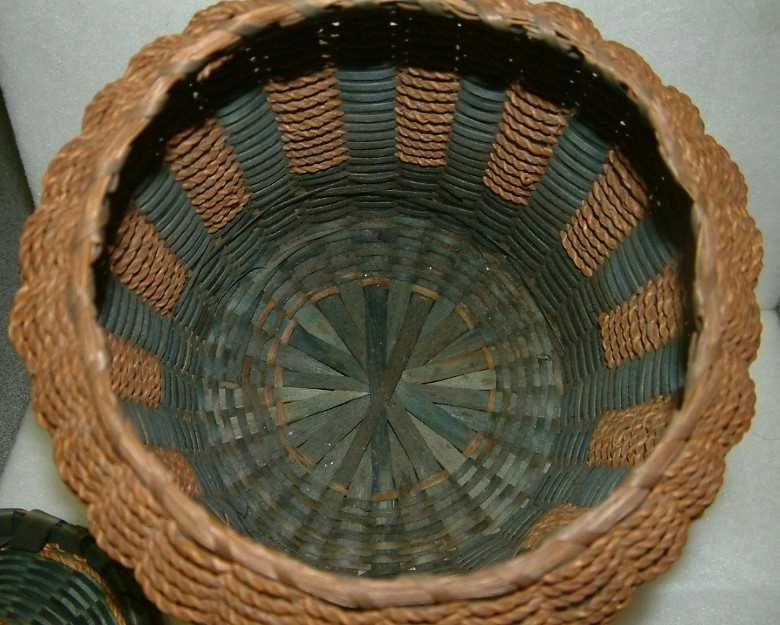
[9,1,762,623]
[0,509,160,625]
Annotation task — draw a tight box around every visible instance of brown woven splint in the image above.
[10,1,762,624]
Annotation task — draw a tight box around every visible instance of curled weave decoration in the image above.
[10,1,762,623]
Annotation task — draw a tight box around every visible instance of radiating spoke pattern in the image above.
[191,215,564,576]
[273,279,494,501]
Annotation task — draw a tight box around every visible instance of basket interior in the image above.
[97,6,694,577]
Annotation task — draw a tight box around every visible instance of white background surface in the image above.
[0,1,778,623]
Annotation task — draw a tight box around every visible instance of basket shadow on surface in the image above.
[95,7,695,578]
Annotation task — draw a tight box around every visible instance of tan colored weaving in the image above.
[9,1,762,624]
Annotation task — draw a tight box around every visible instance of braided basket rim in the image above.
[10,0,762,614]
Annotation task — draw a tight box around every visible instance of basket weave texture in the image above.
[9,1,762,624]
[0,509,159,625]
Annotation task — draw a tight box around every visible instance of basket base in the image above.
[183,213,567,576]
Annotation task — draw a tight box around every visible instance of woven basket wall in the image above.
[0,509,160,625]
[10,1,762,624]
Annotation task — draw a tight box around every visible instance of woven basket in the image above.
[10,1,762,623]
[0,509,160,625]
